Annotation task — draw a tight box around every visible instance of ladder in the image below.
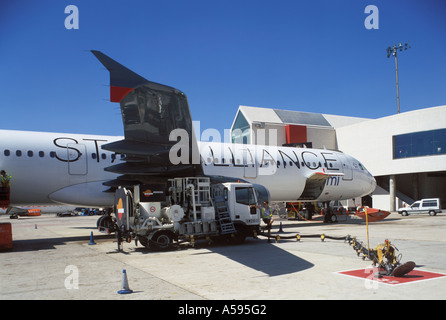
[213,196,236,234]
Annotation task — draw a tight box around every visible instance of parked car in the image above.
[398,198,442,216]
[57,210,79,217]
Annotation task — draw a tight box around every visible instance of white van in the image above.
[398,198,442,216]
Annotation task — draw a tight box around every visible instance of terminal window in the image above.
[393,128,446,159]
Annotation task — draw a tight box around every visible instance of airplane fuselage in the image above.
[0,130,120,207]
[200,141,376,202]
[0,129,376,208]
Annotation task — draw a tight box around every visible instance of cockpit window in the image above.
[358,162,373,176]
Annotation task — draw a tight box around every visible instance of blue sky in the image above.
[1,0,445,138]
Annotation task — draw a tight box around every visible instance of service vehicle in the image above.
[98,177,265,250]
[9,208,41,219]
[398,198,442,216]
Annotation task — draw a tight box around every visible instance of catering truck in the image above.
[98,177,266,250]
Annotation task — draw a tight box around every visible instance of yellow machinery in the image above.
[348,207,416,277]
[349,237,416,277]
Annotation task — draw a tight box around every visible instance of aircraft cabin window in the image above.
[16,150,22,157]
[92,153,97,160]
[102,154,106,160]
[39,151,44,158]
[27,151,33,157]
[4,150,10,156]
[50,151,56,158]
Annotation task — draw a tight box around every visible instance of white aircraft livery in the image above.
[0,51,376,211]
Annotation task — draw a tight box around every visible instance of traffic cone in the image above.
[117,269,133,294]
[88,231,96,245]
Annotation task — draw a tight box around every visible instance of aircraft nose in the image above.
[369,175,377,194]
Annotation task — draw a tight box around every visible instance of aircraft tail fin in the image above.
[91,50,150,102]
[91,50,203,187]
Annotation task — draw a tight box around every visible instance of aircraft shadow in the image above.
[11,232,313,277]
[199,240,314,277]
[9,234,113,252]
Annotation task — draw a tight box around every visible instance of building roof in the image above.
[235,105,370,129]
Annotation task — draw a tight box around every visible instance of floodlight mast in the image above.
[386,43,411,114]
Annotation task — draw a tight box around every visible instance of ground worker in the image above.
[1,170,11,188]
[0,170,11,202]
[256,201,276,241]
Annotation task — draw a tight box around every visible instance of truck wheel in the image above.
[305,210,312,220]
[229,232,246,245]
[151,231,174,250]
[429,210,436,216]
[401,211,408,216]
[230,225,248,245]
[138,236,150,249]
[97,215,115,232]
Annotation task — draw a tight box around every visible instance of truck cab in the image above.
[222,182,261,230]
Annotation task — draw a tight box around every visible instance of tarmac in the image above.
[1,212,446,300]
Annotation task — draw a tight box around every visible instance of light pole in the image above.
[386,43,411,114]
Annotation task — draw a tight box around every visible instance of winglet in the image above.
[91,50,149,102]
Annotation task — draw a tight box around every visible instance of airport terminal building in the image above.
[230,105,446,211]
